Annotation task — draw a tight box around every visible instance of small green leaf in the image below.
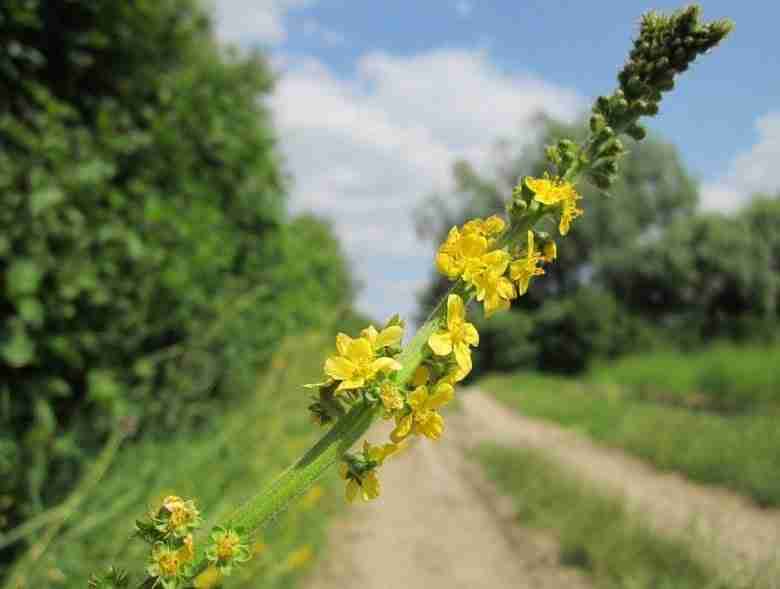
[2,324,35,367]
[87,370,122,410]
[29,185,64,215]
[6,259,43,297]
[17,297,44,325]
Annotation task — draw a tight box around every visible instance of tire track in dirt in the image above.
[307,390,780,589]
[462,390,780,588]
[306,418,592,589]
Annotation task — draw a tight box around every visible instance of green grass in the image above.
[477,443,739,589]
[4,333,341,589]
[480,370,780,507]
[590,343,780,413]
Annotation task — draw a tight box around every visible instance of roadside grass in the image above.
[479,371,780,507]
[476,443,740,589]
[4,333,340,589]
[589,343,780,413]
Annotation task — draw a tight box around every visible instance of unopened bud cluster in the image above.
[582,5,733,190]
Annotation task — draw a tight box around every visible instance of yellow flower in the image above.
[363,440,401,465]
[428,294,479,375]
[158,495,201,538]
[524,174,582,235]
[324,333,402,392]
[436,227,465,279]
[436,216,508,281]
[471,250,516,317]
[339,441,399,503]
[483,215,507,236]
[379,381,404,414]
[206,526,251,574]
[340,464,381,502]
[360,324,403,350]
[462,215,506,237]
[436,228,489,280]
[148,544,182,580]
[391,380,454,442]
[215,530,241,561]
[510,231,545,296]
[559,193,584,236]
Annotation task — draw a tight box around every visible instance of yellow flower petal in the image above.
[416,412,444,440]
[408,385,428,410]
[428,331,453,356]
[362,472,380,501]
[447,364,470,383]
[346,338,373,363]
[482,249,510,274]
[483,215,506,235]
[370,357,402,374]
[411,365,430,387]
[335,333,352,357]
[376,325,403,348]
[453,342,472,374]
[427,382,454,410]
[461,323,479,346]
[360,325,379,346]
[324,356,356,381]
[525,176,561,204]
[335,378,365,392]
[497,277,516,299]
[391,414,413,443]
[446,294,465,330]
[458,233,488,258]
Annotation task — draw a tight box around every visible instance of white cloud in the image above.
[270,49,581,323]
[456,0,473,18]
[701,111,780,211]
[212,0,310,45]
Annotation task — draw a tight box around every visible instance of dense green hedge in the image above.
[0,0,356,553]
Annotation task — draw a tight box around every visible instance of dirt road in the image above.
[306,390,780,589]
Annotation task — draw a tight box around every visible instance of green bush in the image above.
[591,343,780,412]
[0,0,356,552]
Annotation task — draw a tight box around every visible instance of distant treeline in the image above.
[0,0,362,559]
[417,118,780,375]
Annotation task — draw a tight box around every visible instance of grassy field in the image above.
[590,343,780,413]
[3,334,340,589]
[479,344,780,507]
[477,443,740,589]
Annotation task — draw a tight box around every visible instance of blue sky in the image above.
[213,0,780,324]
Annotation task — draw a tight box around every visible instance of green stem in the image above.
[227,399,379,532]
[136,210,549,589]
[138,280,469,588]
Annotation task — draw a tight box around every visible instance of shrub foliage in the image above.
[0,0,354,545]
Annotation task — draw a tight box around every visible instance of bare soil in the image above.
[306,390,780,589]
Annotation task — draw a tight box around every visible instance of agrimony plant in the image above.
[88,5,732,588]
